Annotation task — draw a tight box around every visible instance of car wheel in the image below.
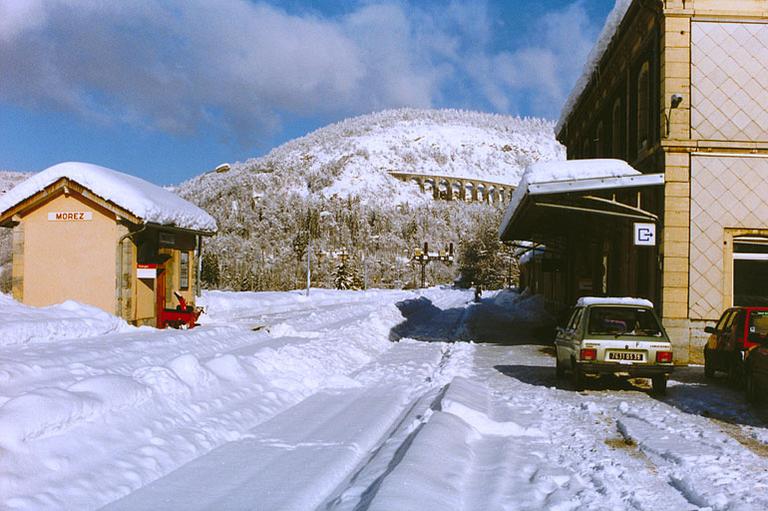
[745,370,760,403]
[555,355,565,379]
[651,375,667,395]
[704,349,715,379]
[571,364,584,391]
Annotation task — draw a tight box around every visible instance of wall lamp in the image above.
[665,93,684,137]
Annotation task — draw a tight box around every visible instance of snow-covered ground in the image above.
[2,288,768,510]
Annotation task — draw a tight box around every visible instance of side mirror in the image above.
[704,326,716,335]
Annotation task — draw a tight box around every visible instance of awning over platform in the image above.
[499,159,665,241]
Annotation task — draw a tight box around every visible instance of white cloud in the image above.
[0,0,601,141]
[464,1,598,117]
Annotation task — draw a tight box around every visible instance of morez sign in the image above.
[47,211,93,222]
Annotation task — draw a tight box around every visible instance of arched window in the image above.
[637,61,650,151]
[612,98,624,159]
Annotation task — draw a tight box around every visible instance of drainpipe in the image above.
[195,234,203,298]
[116,224,147,319]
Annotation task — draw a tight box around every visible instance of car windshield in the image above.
[587,307,663,336]
[749,310,768,337]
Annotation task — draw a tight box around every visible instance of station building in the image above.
[0,162,217,327]
[500,0,768,362]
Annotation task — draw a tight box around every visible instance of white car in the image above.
[554,297,674,394]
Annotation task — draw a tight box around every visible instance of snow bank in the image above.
[0,288,425,510]
[0,293,131,346]
[0,162,217,232]
[441,377,545,437]
[492,289,553,324]
[198,289,360,324]
[0,376,149,448]
[368,410,477,511]
[367,377,568,511]
[463,289,555,344]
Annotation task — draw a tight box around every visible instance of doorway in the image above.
[733,236,768,306]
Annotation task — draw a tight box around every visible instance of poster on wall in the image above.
[137,264,157,279]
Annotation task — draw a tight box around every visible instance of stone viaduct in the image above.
[388,171,515,204]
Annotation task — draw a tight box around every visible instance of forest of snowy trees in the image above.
[193,190,514,291]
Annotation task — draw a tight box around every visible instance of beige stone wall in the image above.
[690,0,768,15]
[661,13,691,142]
[115,223,132,319]
[660,2,768,364]
[135,277,156,321]
[21,193,117,312]
[690,154,768,319]
[12,222,24,301]
[660,11,694,363]
[691,21,768,142]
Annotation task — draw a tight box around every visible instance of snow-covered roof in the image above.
[0,162,217,232]
[576,297,654,308]
[556,0,633,134]
[519,245,545,266]
[499,159,640,238]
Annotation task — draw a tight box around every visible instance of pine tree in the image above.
[332,259,356,290]
[458,206,518,289]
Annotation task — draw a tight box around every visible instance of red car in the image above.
[745,340,768,402]
[704,307,768,385]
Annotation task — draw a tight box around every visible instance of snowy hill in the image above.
[183,108,563,207]
[178,109,563,291]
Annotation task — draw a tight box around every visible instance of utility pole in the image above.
[411,242,454,288]
[363,234,380,290]
[306,234,311,297]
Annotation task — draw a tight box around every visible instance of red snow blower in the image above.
[159,292,203,329]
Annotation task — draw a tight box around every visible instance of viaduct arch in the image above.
[388,171,516,204]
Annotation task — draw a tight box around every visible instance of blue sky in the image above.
[0,0,614,184]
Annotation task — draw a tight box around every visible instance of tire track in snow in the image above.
[470,345,697,511]
[324,386,446,511]
[324,342,473,511]
[616,407,768,510]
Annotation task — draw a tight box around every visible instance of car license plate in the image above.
[607,351,645,363]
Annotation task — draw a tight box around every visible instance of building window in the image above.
[612,98,623,159]
[733,236,768,306]
[636,61,650,151]
[180,251,190,290]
